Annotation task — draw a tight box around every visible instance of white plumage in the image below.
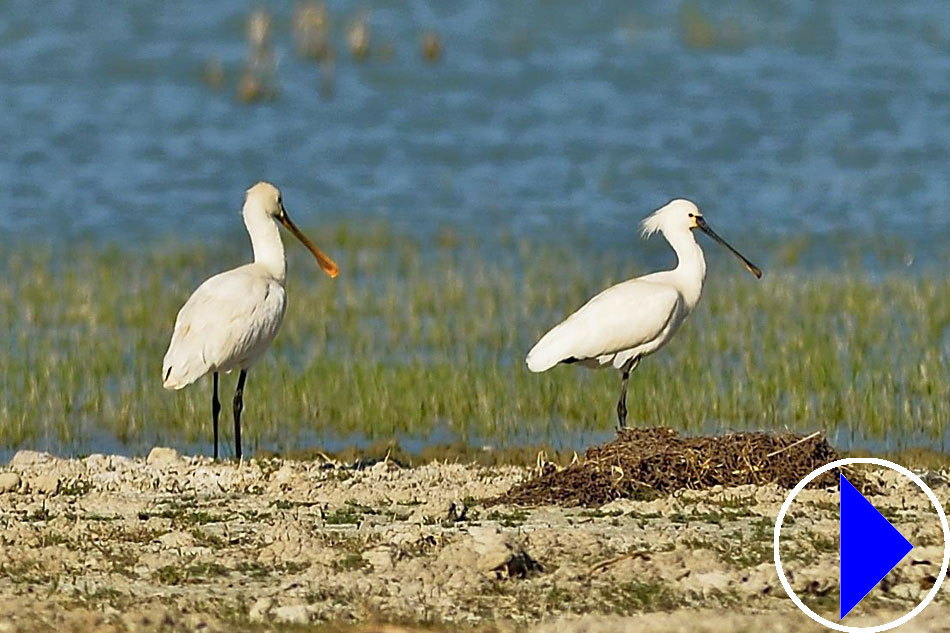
[526,199,761,428]
[162,266,287,389]
[525,278,682,373]
[162,181,338,459]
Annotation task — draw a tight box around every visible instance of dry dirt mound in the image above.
[496,427,839,507]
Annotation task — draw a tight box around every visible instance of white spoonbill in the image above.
[525,199,761,429]
[162,182,339,459]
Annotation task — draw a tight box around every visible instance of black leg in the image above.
[212,372,221,460]
[616,369,630,430]
[233,369,247,460]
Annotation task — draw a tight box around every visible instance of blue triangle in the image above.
[840,474,913,619]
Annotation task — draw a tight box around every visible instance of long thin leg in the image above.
[233,369,248,460]
[212,372,221,460]
[616,369,630,430]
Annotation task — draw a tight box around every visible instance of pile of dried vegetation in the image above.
[495,427,839,507]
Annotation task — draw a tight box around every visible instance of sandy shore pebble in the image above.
[0,450,947,632]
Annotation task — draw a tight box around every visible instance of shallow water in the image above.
[4,419,948,465]
[3,1,950,262]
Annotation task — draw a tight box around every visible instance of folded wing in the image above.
[526,279,682,372]
[162,266,286,389]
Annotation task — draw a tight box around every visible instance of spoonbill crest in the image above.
[162,182,339,459]
[525,199,761,429]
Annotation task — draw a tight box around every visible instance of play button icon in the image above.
[839,474,913,619]
[774,458,950,632]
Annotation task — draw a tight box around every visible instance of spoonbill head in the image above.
[162,182,338,459]
[641,199,761,279]
[526,199,760,429]
[244,181,339,279]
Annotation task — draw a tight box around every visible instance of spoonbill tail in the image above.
[525,199,761,429]
[162,182,338,459]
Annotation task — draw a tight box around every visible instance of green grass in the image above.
[602,581,683,612]
[153,561,230,585]
[0,222,948,456]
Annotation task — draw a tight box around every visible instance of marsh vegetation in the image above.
[1,223,948,457]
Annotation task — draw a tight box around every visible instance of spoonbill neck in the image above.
[244,209,286,281]
[663,228,706,307]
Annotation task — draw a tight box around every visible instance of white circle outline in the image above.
[774,457,950,632]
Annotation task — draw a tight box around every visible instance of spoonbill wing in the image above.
[162,266,286,390]
[526,279,681,373]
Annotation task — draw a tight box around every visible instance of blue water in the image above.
[3,0,950,264]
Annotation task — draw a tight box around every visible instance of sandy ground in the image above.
[0,449,947,632]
